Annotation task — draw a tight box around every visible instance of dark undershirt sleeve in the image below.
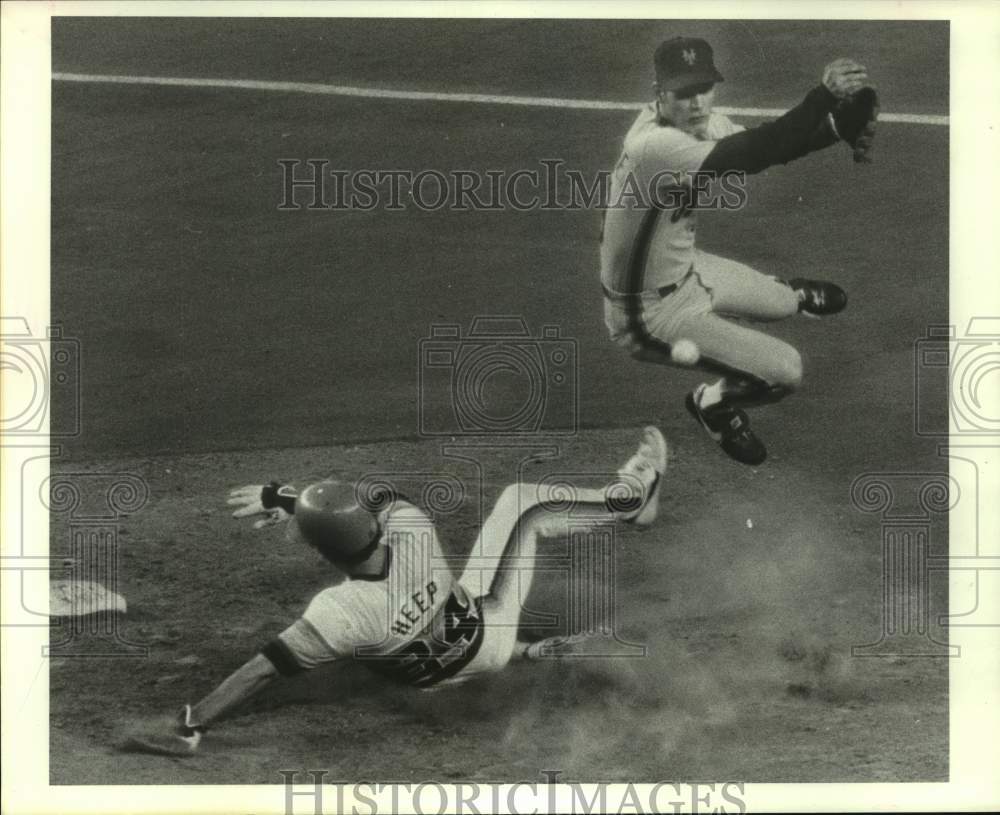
[701,85,839,175]
[261,638,306,677]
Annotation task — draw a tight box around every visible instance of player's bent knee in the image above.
[496,483,542,516]
[772,350,803,390]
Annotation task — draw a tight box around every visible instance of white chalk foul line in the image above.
[52,72,949,126]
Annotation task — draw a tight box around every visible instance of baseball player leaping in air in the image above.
[601,37,878,465]
[122,428,668,757]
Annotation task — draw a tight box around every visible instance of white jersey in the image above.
[276,500,486,688]
[600,104,744,294]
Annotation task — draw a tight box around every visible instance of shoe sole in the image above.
[121,734,199,757]
[722,434,767,466]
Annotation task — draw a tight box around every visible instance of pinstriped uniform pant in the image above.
[604,250,804,388]
[439,482,617,684]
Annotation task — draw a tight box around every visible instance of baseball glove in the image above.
[831,86,879,163]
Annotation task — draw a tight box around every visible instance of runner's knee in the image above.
[495,483,539,516]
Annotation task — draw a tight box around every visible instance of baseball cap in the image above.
[654,37,724,92]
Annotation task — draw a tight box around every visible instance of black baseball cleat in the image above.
[787,278,847,317]
[685,386,767,466]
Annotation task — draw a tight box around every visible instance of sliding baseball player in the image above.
[122,427,668,756]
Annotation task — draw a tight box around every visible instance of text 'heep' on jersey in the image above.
[276,501,486,687]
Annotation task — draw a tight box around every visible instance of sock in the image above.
[698,379,726,409]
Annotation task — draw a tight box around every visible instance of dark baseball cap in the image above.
[654,37,724,92]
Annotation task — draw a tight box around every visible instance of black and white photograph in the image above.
[1,2,998,813]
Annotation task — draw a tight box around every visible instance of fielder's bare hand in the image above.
[822,58,869,99]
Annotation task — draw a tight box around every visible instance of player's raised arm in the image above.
[701,58,877,174]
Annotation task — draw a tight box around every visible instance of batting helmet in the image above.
[294,481,381,565]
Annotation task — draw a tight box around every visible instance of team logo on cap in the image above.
[682,48,697,66]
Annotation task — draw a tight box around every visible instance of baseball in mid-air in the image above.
[670,339,700,366]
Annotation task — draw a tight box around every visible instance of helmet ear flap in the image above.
[295,481,380,565]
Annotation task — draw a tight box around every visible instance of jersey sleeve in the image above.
[271,586,371,671]
[638,127,716,175]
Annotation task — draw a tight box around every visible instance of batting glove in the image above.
[227,482,298,529]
